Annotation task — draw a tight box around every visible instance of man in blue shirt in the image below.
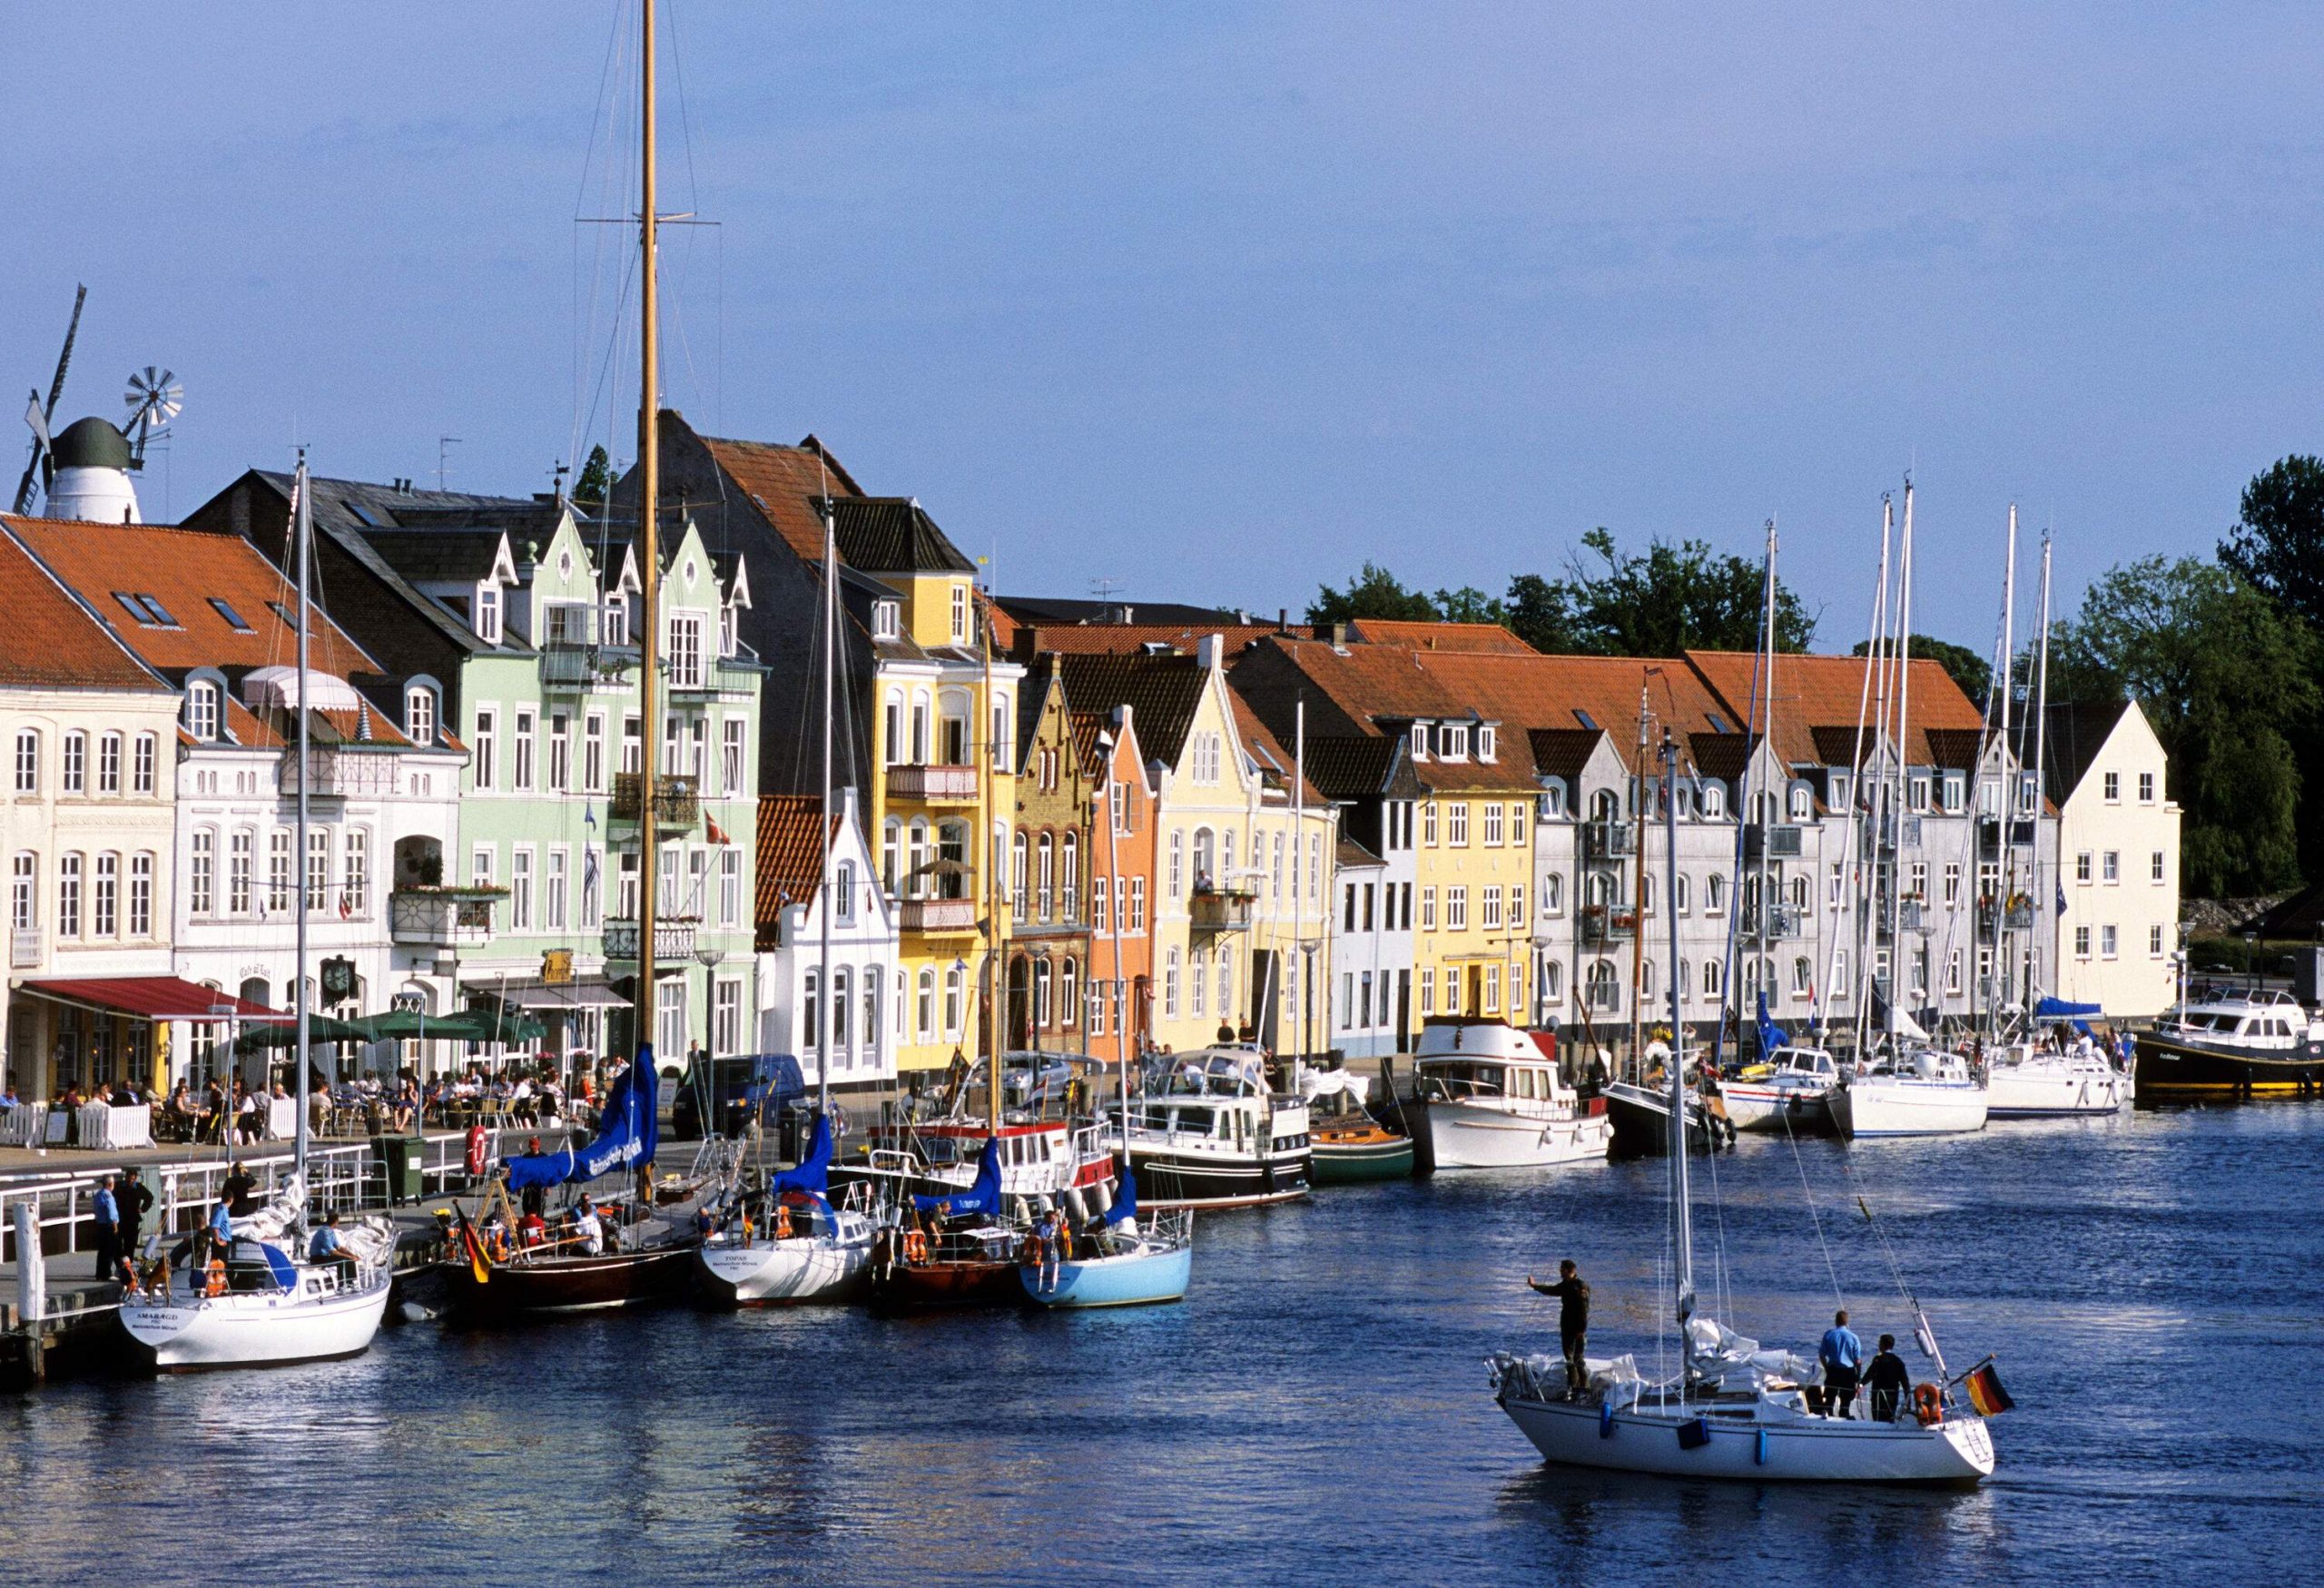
[92,1174,121,1281]
[308,1212,355,1279]
[1818,1308,1865,1418]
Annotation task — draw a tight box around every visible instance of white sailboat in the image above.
[1490,730,1997,1484]
[1828,1045,1990,1138]
[120,460,395,1371]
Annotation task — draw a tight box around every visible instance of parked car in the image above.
[672,1053,806,1139]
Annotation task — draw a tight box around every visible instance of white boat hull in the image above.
[1419,1100,1611,1170]
[1720,1085,1835,1135]
[1498,1391,1994,1484]
[1984,1063,2127,1119]
[695,1235,872,1306]
[1829,1080,1988,1138]
[119,1275,390,1373]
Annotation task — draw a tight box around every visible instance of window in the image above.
[547,713,571,792]
[1129,877,1147,932]
[185,684,220,743]
[584,713,606,792]
[1542,873,1563,914]
[229,830,252,914]
[1038,833,1055,919]
[2102,852,2120,884]
[473,709,497,790]
[1482,886,1503,930]
[690,717,708,781]
[1484,962,1501,1014]
[345,827,369,913]
[1483,804,1504,846]
[872,600,900,641]
[61,732,85,794]
[1167,832,1184,898]
[2152,851,2166,884]
[723,720,746,794]
[1944,863,1962,906]
[802,971,821,1052]
[2150,924,2166,956]
[943,964,965,1039]
[1707,874,1727,915]
[1420,886,1437,932]
[721,849,742,927]
[1701,959,1722,998]
[669,613,704,688]
[603,592,630,647]
[133,734,155,794]
[547,847,569,932]
[715,980,743,1057]
[1410,723,1430,761]
[10,853,34,931]
[1945,949,1963,995]
[270,831,293,913]
[1829,770,1852,809]
[2102,771,2120,803]
[2075,852,2092,884]
[209,597,254,632]
[2074,924,2092,959]
[916,969,936,1043]
[2138,771,2155,804]
[58,853,82,935]
[94,853,118,936]
[1942,772,1965,812]
[581,845,603,927]
[1163,947,1181,1019]
[475,583,501,643]
[1061,833,1079,919]
[2101,924,2119,959]
[1907,774,1931,813]
[307,829,330,911]
[189,831,214,915]
[1445,886,1469,931]
[129,853,153,936]
[1189,944,1206,1018]
[950,584,969,645]
[1422,802,1438,846]
[1448,803,1470,846]
[621,715,643,776]
[1479,725,1497,762]
[96,733,121,794]
[1542,784,1566,820]
[1093,875,1110,934]
[514,711,536,791]
[406,688,436,747]
[1442,724,1470,759]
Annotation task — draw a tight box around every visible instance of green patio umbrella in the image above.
[232,1016,373,1050]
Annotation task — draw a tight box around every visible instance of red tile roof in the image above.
[692,427,866,565]
[1681,650,1985,767]
[756,794,842,942]
[1345,618,1537,655]
[0,526,166,692]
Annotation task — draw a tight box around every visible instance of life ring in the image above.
[773,1205,793,1241]
[204,1257,228,1297]
[1913,1382,1943,1426]
[901,1228,928,1264]
[465,1125,487,1178]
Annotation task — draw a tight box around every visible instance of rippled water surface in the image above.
[4,1104,2318,1584]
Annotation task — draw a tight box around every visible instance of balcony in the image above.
[602,916,699,962]
[1979,897,2035,932]
[11,928,42,968]
[1978,817,2036,857]
[389,887,499,947]
[669,646,760,700]
[1579,904,1638,944]
[897,897,979,935]
[1189,887,1257,934]
[539,639,635,690]
[885,763,979,804]
[1877,899,1930,937]
[610,772,699,829]
[1581,820,1636,862]
[1743,822,1804,861]
[1862,814,1925,855]
[281,747,399,799]
[1743,902,1803,942]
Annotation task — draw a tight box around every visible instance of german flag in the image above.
[452,1207,492,1285]
[1963,1359,2014,1416]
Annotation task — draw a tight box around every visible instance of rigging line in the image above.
[566,0,632,469]
[1843,1162,1919,1319]
[1782,1102,1846,1311]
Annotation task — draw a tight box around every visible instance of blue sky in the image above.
[8,3,2319,653]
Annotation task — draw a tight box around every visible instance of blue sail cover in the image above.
[2035,996,2104,1019]
[1756,991,1790,1056]
[771,1111,834,1202]
[913,1136,1002,1218]
[1104,1159,1138,1227]
[505,1043,661,1192]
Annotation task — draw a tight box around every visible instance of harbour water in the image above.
[2,1104,2315,1584]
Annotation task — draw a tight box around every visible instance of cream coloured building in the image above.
[2042,700,2181,1018]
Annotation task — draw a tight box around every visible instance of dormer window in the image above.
[1942,772,1965,813]
[406,686,437,748]
[1703,782,1727,818]
[1478,725,1497,762]
[1541,783,1567,819]
[604,593,630,648]
[1441,724,1469,760]
[1829,770,1852,810]
[718,604,736,658]
[475,583,502,644]
[1409,723,1430,761]
[950,585,969,646]
[1787,784,1810,820]
[1908,773,1932,814]
[186,681,221,742]
[872,600,901,641]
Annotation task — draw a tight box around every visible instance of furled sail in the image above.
[504,1045,662,1191]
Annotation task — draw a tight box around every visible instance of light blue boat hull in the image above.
[1019,1243,1192,1308]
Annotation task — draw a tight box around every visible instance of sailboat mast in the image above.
[1291,697,1304,1074]
[1628,677,1650,1069]
[636,0,663,1120]
[292,458,312,1184]
[2027,529,2053,1005]
[1888,480,1915,1031]
[816,502,836,1116]
[1102,749,1130,1157]
[982,596,1000,1136]
[1990,505,2019,1032]
[1662,731,1692,1323]
[1846,496,1894,1055]
[1754,519,1777,1016]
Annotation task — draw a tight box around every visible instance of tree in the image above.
[1432,586,1507,625]
[2048,556,2318,895]
[1504,572,1581,655]
[1850,634,1991,707]
[573,444,613,508]
[1548,528,1816,657]
[2220,455,2324,880]
[1307,562,1440,625]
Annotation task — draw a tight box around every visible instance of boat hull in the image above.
[1603,1087,1733,1157]
[1984,1063,2128,1118]
[1129,1148,1311,1208]
[1309,1133,1414,1184]
[119,1275,391,1373]
[1829,1081,1988,1138]
[1414,1099,1610,1171]
[694,1237,872,1307]
[1498,1392,1994,1484]
[869,1258,1025,1311]
[2133,1032,2324,1097]
[1720,1085,1836,1136]
[445,1246,697,1323]
[1019,1242,1192,1308]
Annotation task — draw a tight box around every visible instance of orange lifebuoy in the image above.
[204,1257,228,1297]
[773,1205,793,1241]
[901,1228,928,1264]
[465,1125,487,1178]
[1913,1382,1943,1426]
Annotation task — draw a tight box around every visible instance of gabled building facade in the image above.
[2038,699,2180,1018]
[756,788,899,1090]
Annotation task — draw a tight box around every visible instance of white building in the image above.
[2040,700,2181,1018]
[756,788,899,1091]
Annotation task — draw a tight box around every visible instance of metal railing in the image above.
[885,764,979,802]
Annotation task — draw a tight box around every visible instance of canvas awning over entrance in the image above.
[16,976,289,1023]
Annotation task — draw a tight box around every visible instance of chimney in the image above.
[1277,607,1288,632]
[1196,634,1224,671]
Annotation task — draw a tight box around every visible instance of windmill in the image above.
[123,365,182,466]
[13,283,86,514]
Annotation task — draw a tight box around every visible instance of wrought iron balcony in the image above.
[1743,902,1803,942]
[1579,904,1638,943]
[389,887,499,947]
[885,763,979,803]
[281,746,399,798]
[1581,820,1636,862]
[1189,887,1257,933]
[603,916,698,962]
[609,772,699,829]
[1978,817,2036,857]
[1743,822,1804,861]
[669,646,760,699]
[539,639,635,690]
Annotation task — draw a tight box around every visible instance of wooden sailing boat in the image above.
[117,459,398,1371]
[1488,729,2000,1483]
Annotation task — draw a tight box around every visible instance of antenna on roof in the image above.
[436,435,462,492]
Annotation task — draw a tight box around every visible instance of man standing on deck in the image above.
[1866,1333,1912,1422]
[1527,1259,1591,1395]
[1820,1309,1865,1417]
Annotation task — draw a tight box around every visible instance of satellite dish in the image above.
[123,366,182,464]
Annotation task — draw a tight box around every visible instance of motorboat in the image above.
[2134,990,2324,1097]
[1300,1067,1413,1183]
[1406,1019,1610,1172]
[1603,1079,1735,1156]
[1829,1048,1989,1139]
[1108,1050,1311,1208]
[1721,1046,1842,1135]
[1984,1038,2130,1119]
[868,1138,1033,1311]
[119,1185,395,1373]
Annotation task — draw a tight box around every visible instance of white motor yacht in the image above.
[1829,1048,1989,1139]
[1720,1046,1841,1135]
[1407,1019,1610,1171]
[1984,1038,2129,1119]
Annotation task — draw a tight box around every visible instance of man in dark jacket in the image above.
[1866,1332,1913,1422]
[114,1167,153,1274]
[1528,1259,1592,1394]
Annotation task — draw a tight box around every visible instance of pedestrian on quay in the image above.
[1819,1309,1865,1418]
[1527,1259,1591,1395]
[91,1173,121,1280]
[115,1167,153,1268]
[1866,1333,1912,1422]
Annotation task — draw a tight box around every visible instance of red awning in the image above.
[15,977,290,1022]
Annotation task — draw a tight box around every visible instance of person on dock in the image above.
[92,1174,121,1281]
[1527,1259,1591,1395]
[1866,1333,1912,1422]
[222,1162,261,1218]
[1819,1309,1865,1418]
[115,1168,152,1273]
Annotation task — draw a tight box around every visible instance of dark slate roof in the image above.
[1056,651,1210,767]
[1299,735,1401,801]
[994,595,1246,627]
[827,497,976,576]
[1528,727,1605,784]
[1923,727,1987,773]
[1687,730,1758,784]
[2030,700,2132,804]
[359,528,511,585]
[1811,725,1870,767]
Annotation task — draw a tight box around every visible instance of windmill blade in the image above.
[25,393,50,449]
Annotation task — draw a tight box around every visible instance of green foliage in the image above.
[573,444,613,508]
[1536,528,1816,656]
[1850,634,1992,706]
[1306,561,1440,625]
[2220,455,2324,881]
[2048,556,2318,895]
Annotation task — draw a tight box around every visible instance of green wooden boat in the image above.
[1308,1118,1415,1183]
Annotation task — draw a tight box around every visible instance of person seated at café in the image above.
[0,1073,17,1110]
[235,1083,265,1145]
